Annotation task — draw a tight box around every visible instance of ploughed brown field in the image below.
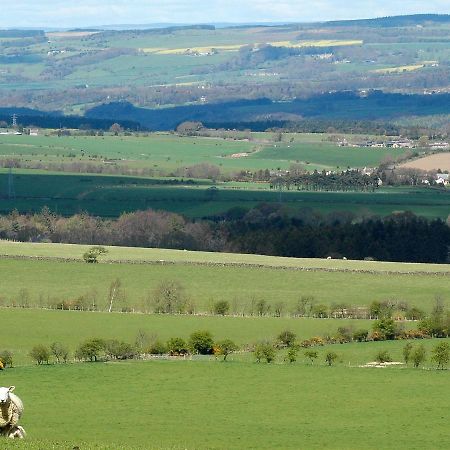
[400,152,450,171]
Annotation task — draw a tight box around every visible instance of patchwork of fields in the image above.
[0,133,446,219]
[0,242,450,448]
[2,18,450,450]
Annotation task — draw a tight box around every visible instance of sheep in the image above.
[0,386,25,439]
[1,425,26,439]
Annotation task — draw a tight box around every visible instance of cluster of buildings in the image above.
[435,173,449,186]
[420,173,449,186]
[338,138,415,148]
[338,138,449,150]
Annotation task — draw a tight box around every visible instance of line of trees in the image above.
[0,206,449,263]
[270,170,380,192]
[27,330,238,365]
[15,308,450,370]
[0,279,438,321]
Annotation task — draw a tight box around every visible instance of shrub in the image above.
[401,329,431,340]
[277,330,297,348]
[189,331,214,355]
[336,327,352,342]
[353,329,369,342]
[148,340,167,355]
[0,350,13,368]
[29,344,51,365]
[375,350,393,363]
[215,339,238,361]
[301,337,324,348]
[75,338,105,362]
[104,339,136,360]
[432,342,450,370]
[82,246,108,263]
[325,352,338,366]
[312,304,329,318]
[286,347,298,363]
[403,342,413,364]
[411,344,426,368]
[373,318,398,340]
[213,300,230,316]
[369,331,386,341]
[50,342,70,363]
[310,337,325,346]
[254,341,276,363]
[304,350,318,364]
[167,337,189,356]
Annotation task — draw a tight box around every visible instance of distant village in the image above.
[337,137,450,150]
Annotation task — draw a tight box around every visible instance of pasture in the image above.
[0,132,410,172]
[3,240,450,272]
[0,308,375,366]
[0,242,449,315]
[2,357,450,449]
[1,169,449,219]
[0,241,449,448]
[2,132,445,221]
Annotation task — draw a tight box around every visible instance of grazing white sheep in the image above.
[0,386,25,439]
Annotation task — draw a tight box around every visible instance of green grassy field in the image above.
[0,308,374,366]
[0,241,449,448]
[0,132,447,220]
[1,170,449,219]
[251,140,409,169]
[0,242,449,315]
[0,133,410,173]
[1,257,449,312]
[2,240,450,273]
[2,358,450,449]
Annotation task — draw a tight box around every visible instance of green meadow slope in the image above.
[0,242,449,314]
[1,359,450,449]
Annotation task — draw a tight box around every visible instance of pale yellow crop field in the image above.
[141,39,363,55]
[373,64,425,74]
[270,39,363,48]
[46,31,100,39]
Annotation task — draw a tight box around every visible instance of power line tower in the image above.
[7,167,15,200]
[12,114,18,128]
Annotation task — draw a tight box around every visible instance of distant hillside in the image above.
[0,107,139,131]
[0,29,45,37]
[85,91,450,131]
[325,14,450,28]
